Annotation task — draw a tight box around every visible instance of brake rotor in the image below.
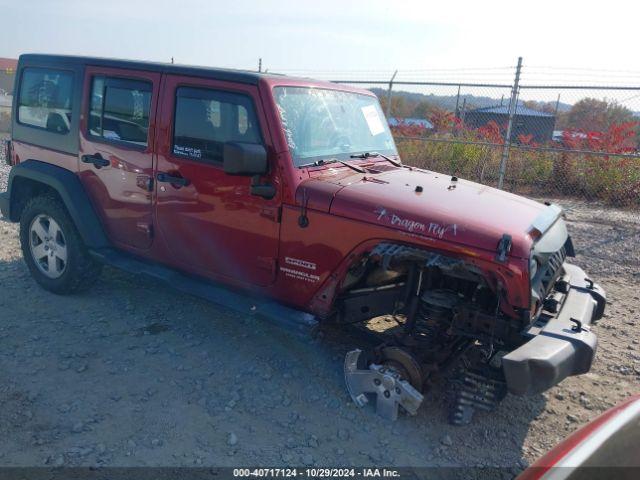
[344,348,425,421]
[377,346,424,392]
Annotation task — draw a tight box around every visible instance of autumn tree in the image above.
[412,100,434,119]
[564,98,634,131]
[429,108,459,133]
[522,100,556,114]
[378,95,410,118]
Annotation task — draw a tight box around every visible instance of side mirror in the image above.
[223,142,268,176]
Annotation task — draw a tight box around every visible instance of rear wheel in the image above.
[19,194,102,294]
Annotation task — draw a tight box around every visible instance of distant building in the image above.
[387,117,434,130]
[0,58,18,95]
[463,104,556,143]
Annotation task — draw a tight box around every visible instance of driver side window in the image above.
[172,87,262,163]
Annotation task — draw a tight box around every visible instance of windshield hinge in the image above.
[298,188,309,228]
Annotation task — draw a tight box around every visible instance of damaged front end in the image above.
[339,242,513,424]
[338,205,605,424]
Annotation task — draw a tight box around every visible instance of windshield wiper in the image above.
[297,158,335,168]
[350,152,403,167]
[298,158,366,173]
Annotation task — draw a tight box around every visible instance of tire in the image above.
[19,194,102,294]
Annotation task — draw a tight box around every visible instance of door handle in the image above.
[156,172,190,187]
[81,154,110,169]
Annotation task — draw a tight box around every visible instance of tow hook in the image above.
[570,318,583,333]
[344,349,424,421]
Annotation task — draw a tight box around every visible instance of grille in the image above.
[534,246,567,302]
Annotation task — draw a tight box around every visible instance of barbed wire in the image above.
[270,64,640,87]
[527,65,640,74]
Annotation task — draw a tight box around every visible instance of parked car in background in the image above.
[519,395,640,479]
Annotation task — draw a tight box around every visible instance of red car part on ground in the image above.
[519,395,640,479]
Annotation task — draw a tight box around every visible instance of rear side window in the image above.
[17,68,73,134]
[173,87,261,162]
[89,76,152,147]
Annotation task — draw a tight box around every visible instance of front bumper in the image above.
[0,191,9,219]
[502,263,606,396]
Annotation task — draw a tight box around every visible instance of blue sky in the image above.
[1,0,638,84]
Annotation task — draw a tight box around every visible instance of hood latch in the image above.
[496,234,512,263]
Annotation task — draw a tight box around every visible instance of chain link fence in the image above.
[1,60,640,206]
[330,61,640,207]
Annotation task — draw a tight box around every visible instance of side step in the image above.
[89,248,317,335]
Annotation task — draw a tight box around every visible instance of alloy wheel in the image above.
[29,214,68,279]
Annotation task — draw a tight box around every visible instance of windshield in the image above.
[273,86,398,167]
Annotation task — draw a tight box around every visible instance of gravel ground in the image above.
[0,144,638,473]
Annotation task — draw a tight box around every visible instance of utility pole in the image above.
[385,70,398,119]
[454,85,462,136]
[554,93,561,117]
[460,98,467,128]
[498,57,522,190]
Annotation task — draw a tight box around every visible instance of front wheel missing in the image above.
[344,348,424,421]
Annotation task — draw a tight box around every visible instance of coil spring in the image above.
[411,299,452,343]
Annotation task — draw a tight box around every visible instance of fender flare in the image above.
[5,160,109,248]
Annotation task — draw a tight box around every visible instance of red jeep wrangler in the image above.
[1,54,606,424]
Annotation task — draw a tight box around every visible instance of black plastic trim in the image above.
[503,263,603,396]
[90,247,317,335]
[5,160,109,248]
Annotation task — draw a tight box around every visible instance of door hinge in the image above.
[256,256,277,275]
[260,206,282,223]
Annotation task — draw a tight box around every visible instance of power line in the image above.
[273,66,516,73]
[527,65,640,74]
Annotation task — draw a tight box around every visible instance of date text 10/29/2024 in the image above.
[233,468,401,478]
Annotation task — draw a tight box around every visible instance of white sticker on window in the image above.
[173,145,202,159]
[361,105,385,136]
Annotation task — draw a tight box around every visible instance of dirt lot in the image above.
[0,147,638,473]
